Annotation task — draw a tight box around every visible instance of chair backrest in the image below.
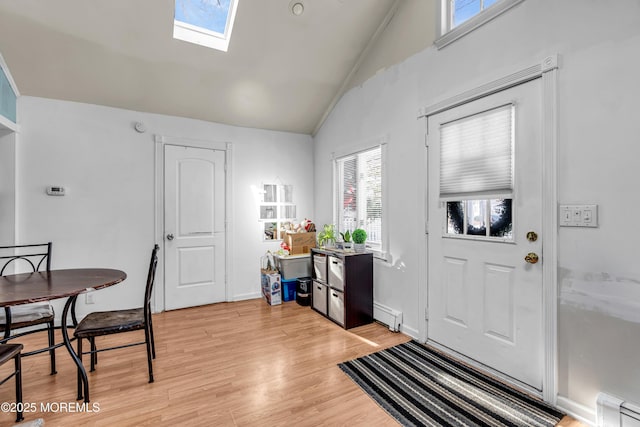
[143,245,160,317]
[0,243,52,276]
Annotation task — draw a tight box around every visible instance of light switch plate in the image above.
[559,204,598,227]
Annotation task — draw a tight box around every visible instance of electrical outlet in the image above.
[85,292,95,304]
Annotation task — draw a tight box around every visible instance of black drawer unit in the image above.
[310,248,373,329]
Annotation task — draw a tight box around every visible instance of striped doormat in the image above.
[339,341,564,427]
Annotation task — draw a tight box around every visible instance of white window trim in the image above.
[0,52,19,131]
[435,0,525,50]
[332,136,389,262]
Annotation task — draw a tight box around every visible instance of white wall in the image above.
[16,96,313,318]
[314,0,640,420]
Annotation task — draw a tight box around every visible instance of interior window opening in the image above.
[447,199,513,240]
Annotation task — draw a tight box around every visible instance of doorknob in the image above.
[524,252,539,264]
[166,233,174,241]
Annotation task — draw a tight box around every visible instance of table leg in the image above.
[61,295,89,402]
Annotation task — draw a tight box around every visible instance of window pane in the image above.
[447,201,464,234]
[175,0,232,35]
[281,205,296,219]
[263,184,277,203]
[490,198,513,238]
[280,185,293,203]
[453,0,481,27]
[260,205,276,219]
[336,146,383,249]
[466,200,487,236]
[339,156,358,232]
[264,222,277,240]
[361,148,382,244]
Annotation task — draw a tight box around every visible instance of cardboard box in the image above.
[261,270,282,305]
[283,231,316,255]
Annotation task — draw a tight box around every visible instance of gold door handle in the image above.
[524,252,539,264]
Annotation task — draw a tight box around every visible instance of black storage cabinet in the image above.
[310,248,373,329]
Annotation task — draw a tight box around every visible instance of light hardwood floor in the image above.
[0,299,583,426]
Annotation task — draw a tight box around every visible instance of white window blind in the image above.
[336,146,382,250]
[439,104,514,199]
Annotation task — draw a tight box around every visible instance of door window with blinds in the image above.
[335,145,385,254]
[440,104,514,240]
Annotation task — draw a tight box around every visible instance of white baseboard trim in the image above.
[233,292,261,302]
[400,324,420,340]
[556,395,596,426]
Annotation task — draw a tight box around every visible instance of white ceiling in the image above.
[0,0,398,135]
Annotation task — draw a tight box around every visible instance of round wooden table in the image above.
[0,268,127,402]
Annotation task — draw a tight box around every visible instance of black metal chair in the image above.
[0,243,57,375]
[0,343,24,422]
[74,244,159,392]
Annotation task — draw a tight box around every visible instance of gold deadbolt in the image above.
[524,252,539,264]
[526,231,538,242]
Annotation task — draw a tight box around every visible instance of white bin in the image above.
[313,254,327,282]
[276,254,311,280]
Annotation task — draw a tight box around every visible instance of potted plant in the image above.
[318,224,337,248]
[352,228,367,252]
[340,230,353,251]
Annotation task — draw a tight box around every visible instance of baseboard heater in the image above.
[373,302,402,332]
[597,393,640,426]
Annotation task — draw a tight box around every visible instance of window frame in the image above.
[332,138,389,262]
[435,0,525,50]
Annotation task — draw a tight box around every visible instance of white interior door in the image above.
[164,145,226,310]
[427,79,544,390]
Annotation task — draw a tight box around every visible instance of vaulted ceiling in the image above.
[0,0,404,134]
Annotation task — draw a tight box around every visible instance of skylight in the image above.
[173,0,239,52]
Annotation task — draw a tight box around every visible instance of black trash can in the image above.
[296,277,311,306]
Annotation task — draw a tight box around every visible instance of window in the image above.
[259,184,296,241]
[436,0,525,49]
[447,199,513,239]
[450,0,499,28]
[440,105,514,241]
[173,0,240,52]
[0,55,17,124]
[334,144,387,258]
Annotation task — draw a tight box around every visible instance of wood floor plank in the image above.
[0,299,584,426]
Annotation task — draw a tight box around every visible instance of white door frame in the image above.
[153,135,233,313]
[418,55,559,403]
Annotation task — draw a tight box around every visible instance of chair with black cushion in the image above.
[74,244,159,391]
[0,343,24,422]
[0,243,57,375]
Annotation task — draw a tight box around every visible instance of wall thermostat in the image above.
[46,186,66,196]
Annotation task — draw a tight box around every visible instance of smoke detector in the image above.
[289,1,304,16]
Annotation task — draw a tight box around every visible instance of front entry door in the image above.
[164,145,226,310]
[427,79,544,390]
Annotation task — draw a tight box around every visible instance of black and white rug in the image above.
[339,341,565,427]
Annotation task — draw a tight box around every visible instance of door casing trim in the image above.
[419,55,559,404]
[153,135,233,313]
